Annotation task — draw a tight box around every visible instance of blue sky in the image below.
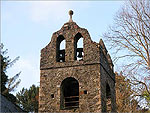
[1,1,124,94]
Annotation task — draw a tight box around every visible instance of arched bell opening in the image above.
[74,33,84,61]
[56,35,66,62]
[106,83,111,112]
[60,77,79,110]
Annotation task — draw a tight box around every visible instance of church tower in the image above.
[39,10,116,112]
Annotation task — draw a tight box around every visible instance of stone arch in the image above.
[60,77,79,109]
[74,32,84,60]
[56,35,66,62]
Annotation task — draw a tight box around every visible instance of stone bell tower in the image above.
[39,10,116,112]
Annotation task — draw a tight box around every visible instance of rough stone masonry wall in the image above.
[99,41,116,112]
[39,21,116,112]
[40,22,100,69]
[39,64,101,112]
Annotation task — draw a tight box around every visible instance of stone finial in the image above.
[69,10,73,22]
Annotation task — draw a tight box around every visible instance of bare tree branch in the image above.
[103,0,150,108]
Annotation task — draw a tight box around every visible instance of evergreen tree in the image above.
[0,43,21,103]
[16,84,39,113]
[1,51,8,93]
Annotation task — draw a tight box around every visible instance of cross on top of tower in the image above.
[69,10,73,22]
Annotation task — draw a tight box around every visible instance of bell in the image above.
[59,50,65,62]
[77,51,83,58]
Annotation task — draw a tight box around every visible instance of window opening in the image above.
[106,83,111,112]
[74,33,84,61]
[60,77,79,110]
[51,94,54,98]
[56,35,65,62]
[84,90,87,94]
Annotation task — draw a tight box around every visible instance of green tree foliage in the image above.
[1,43,21,103]
[16,84,39,113]
[141,87,150,108]
[1,50,8,93]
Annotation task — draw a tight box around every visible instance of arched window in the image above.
[56,35,65,62]
[60,77,79,110]
[74,33,84,61]
[106,83,111,112]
